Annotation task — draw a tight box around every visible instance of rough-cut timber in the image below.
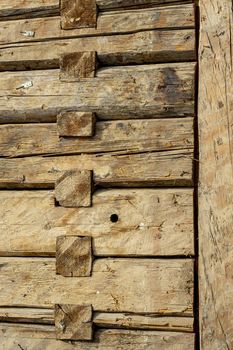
[55,170,92,207]
[96,0,192,10]
[0,64,196,122]
[0,118,193,157]
[0,307,194,332]
[0,0,59,19]
[57,111,95,137]
[55,304,93,340]
[199,0,233,349]
[0,30,196,71]
[0,258,194,314]
[0,189,194,257]
[56,236,92,277]
[0,150,193,188]
[60,51,97,81]
[0,329,195,350]
[0,5,195,45]
[61,0,97,29]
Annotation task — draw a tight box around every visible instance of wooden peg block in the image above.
[60,51,97,81]
[55,170,92,208]
[57,112,95,137]
[56,236,92,277]
[55,304,93,340]
[61,0,97,30]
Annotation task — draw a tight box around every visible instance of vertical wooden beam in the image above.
[199,0,233,349]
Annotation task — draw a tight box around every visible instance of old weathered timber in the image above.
[0,329,195,350]
[0,150,193,188]
[55,304,93,340]
[0,118,193,157]
[199,0,233,349]
[0,189,194,257]
[61,0,97,30]
[0,5,195,45]
[57,111,96,137]
[0,257,194,314]
[0,307,194,332]
[0,30,196,71]
[0,64,195,122]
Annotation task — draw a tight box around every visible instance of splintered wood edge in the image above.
[55,170,93,208]
[55,304,93,340]
[57,111,96,137]
[56,236,93,277]
[61,0,97,30]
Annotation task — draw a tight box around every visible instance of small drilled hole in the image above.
[110,214,119,223]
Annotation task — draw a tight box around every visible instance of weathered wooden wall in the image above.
[0,1,197,349]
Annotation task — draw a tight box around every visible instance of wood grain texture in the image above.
[199,0,233,349]
[55,304,93,340]
[0,118,193,157]
[0,329,195,349]
[60,51,97,81]
[61,0,97,29]
[0,0,59,19]
[0,307,194,332]
[0,189,194,257]
[0,30,196,71]
[0,150,193,188]
[55,170,92,207]
[0,63,196,122]
[57,111,95,137]
[0,5,195,45]
[56,236,92,277]
[96,0,193,10]
[0,257,194,314]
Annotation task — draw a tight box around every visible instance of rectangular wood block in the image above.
[55,304,93,340]
[57,111,95,137]
[56,236,92,277]
[60,52,97,81]
[61,0,97,29]
[55,170,92,207]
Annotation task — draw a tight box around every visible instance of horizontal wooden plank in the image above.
[0,63,196,122]
[96,0,193,10]
[0,29,196,71]
[0,257,194,314]
[0,308,194,332]
[0,0,59,19]
[0,328,195,349]
[0,118,193,157]
[0,188,194,257]
[0,150,193,188]
[0,5,195,45]
[0,307,54,325]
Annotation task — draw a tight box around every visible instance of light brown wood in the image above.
[57,111,95,137]
[55,170,92,207]
[61,0,97,29]
[60,52,97,81]
[0,189,194,257]
[0,0,59,19]
[0,118,193,157]
[93,313,194,332]
[199,0,233,349]
[0,150,193,188]
[0,307,194,332]
[0,5,195,45]
[0,63,196,122]
[0,257,194,315]
[96,0,192,10]
[0,328,195,349]
[55,304,93,340]
[56,236,92,277]
[0,30,196,71]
